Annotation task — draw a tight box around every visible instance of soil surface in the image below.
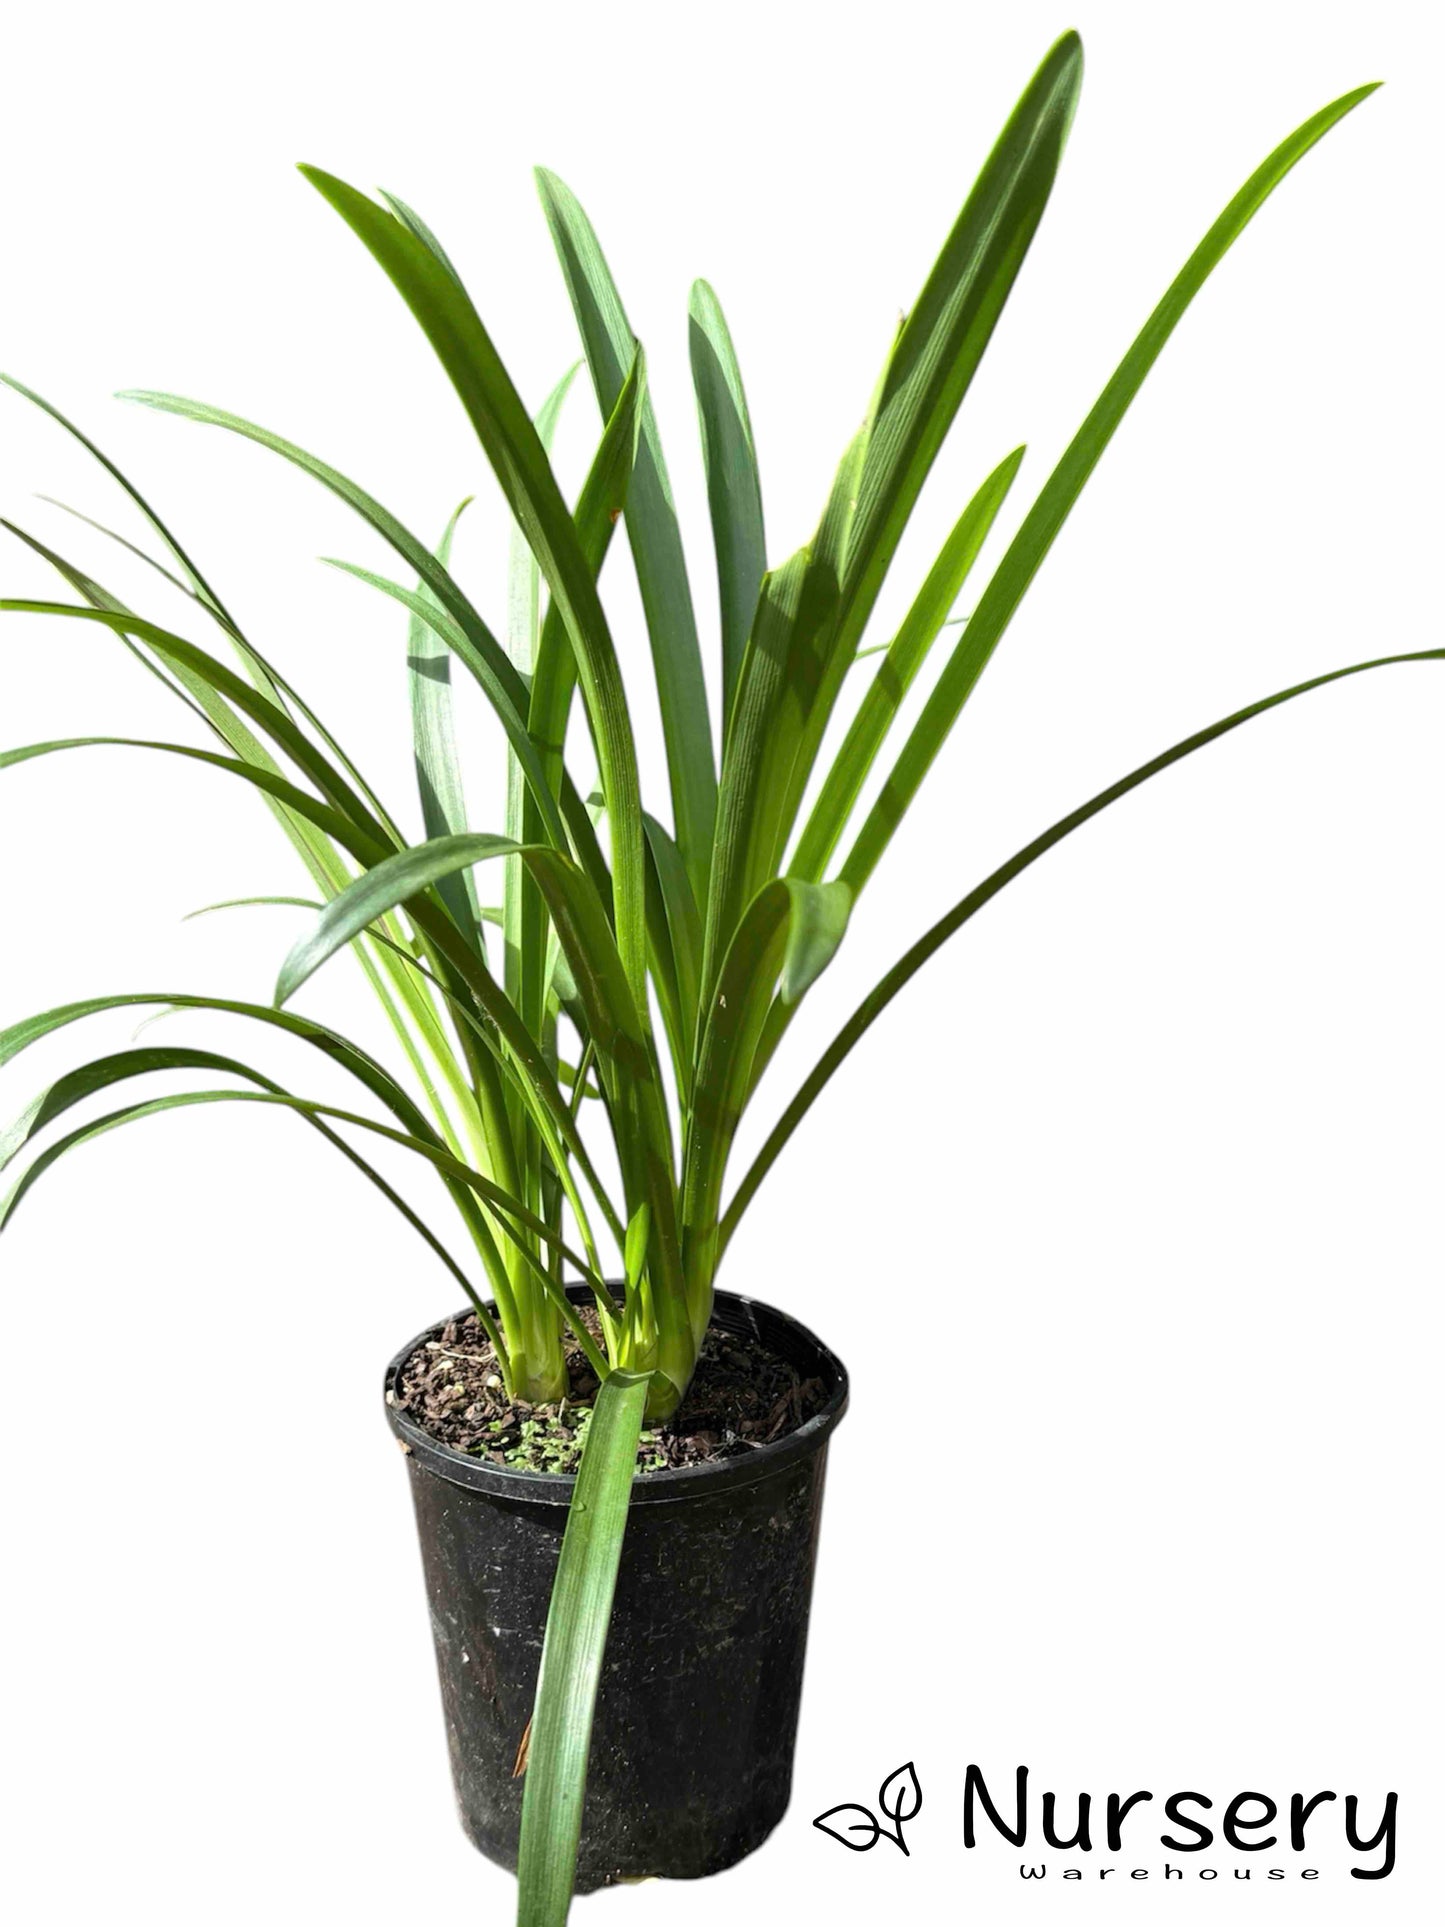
[390,1308,828,1475]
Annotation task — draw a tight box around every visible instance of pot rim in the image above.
[383,1286,849,1506]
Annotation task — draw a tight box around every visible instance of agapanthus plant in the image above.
[2,32,1432,1924]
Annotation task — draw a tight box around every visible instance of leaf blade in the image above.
[841,77,1382,896]
[789,444,1025,883]
[296,166,653,1010]
[724,645,1445,1247]
[688,279,766,726]
[536,166,718,906]
[409,498,485,951]
[275,833,519,1007]
[516,1369,649,1927]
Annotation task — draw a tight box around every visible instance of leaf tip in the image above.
[1050,27,1084,76]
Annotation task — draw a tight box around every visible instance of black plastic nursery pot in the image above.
[384,1288,849,1892]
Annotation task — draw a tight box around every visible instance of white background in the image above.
[1,0,1439,1919]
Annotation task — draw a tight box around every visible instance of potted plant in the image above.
[1,29,1433,1925]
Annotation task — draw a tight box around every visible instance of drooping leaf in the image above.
[0,1083,611,1316]
[0,986,511,1290]
[0,1044,508,1351]
[259,830,623,1254]
[0,373,238,628]
[0,601,396,850]
[117,390,581,854]
[0,733,386,866]
[275,833,519,1006]
[516,1368,650,1927]
[723,645,1445,1249]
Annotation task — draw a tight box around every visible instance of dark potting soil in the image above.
[390,1308,827,1476]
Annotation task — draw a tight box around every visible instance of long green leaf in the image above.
[327,559,570,853]
[0,1042,510,1351]
[509,364,582,675]
[0,986,515,1289]
[276,833,519,1006]
[1,515,215,728]
[521,847,690,1395]
[297,167,653,1010]
[642,811,702,1091]
[835,35,1079,633]
[699,405,867,1020]
[118,391,612,946]
[266,833,625,1250]
[3,509,483,1159]
[0,720,489,1173]
[0,374,239,630]
[688,279,765,727]
[0,1044,284,1170]
[0,1083,611,1303]
[0,513,412,921]
[526,350,645,886]
[185,894,323,918]
[789,443,1025,882]
[742,31,1083,896]
[723,645,1445,1248]
[4,991,436,1133]
[516,1368,649,1927]
[378,190,464,283]
[0,388,401,820]
[115,390,573,845]
[0,601,397,848]
[506,362,581,1031]
[701,543,815,997]
[410,498,485,950]
[536,166,717,905]
[512,352,645,1253]
[683,875,851,1296]
[28,491,410,845]
[840,77,1381,896]
[0,733,387,861]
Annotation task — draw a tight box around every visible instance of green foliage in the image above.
[0,32,1425,1924]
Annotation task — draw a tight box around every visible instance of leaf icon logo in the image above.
[813,1762,922,1856]
[879,1761,923,1834]
[813,1803,882,1851]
